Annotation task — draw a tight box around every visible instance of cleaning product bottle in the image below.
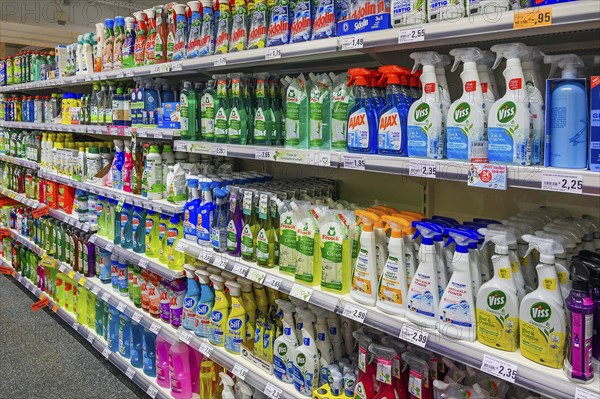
[290,0,312,43]
[155,335,172,388]
[113,16,126,69]
[133,12,147,67]
[214,75,230,143]
[274,299,298,383]
[331,74,354,151]
[437,228,478,341]
[402,351,432,399]
[477,50,497,109]
[229,0,249,52]
[285,75,309,148]
[122,17,136,68]
[253,73,274,145]
[215,0,232,54]
[209,275,228,347]
[142,144,163,199]
[180,81,198,141]
[111,140,125,190]
[219,372,235,399]
[475,228,519,351]
[407,52,445,159]
[169,342,193,399]
[154,6,168,63]
[184,176,200,241]
[198,0,216,56]
[144,8,158,64]
[535,230,574,299]
[248,0,268,49]
[172,4,188,61]
[200,79,216,141]
[103,19,115,71]
[224,281,246,354]
[544,54,588,169]
[347,68,378,154]
[488,43,533,165]
[226,186,243,257]
[195,270,215,338]
[406,222,443,328]
[353,330,376,399]
[369,344,399,399]
[186,1,202,58]
[227,73,248,144]
[376,215,411,315]
[292,308,319,397]
[267,0,291,46]
[519,234,567,368]
[522,46,546,164]
[241,189,258,261]
[319,209,352,294]
[446,47,488,162]
[351,210,380,306]
[145,210,160,258]
[377,65,410,156]
[182,264,200,331]
[256,193,276,267]
[166,214,184,271]
[237,278,256,342]
[123,140,134,193]
[196,177,214,245]
[294,203,321,285]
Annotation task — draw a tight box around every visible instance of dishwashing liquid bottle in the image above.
[377,65,410,156]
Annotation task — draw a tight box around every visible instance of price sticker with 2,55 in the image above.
[398,26,425,44]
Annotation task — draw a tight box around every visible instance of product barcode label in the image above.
[232,363,249,380]
[101,292,111,302]
[342,303,367,323]
[232,264,249,277]
[398,26,425,43]
[214,56,227,66]
[89,235,97,244]
[132,312,143,323]
[400,324,428,348]
[290,284,312,302]
[247,269,266,284]
[263,275,282,290]
[541,172,583,194]
[179,331,194,344]
[149,322,161,335]
[91,286,100,296]
[138,258,149,269]
[173,142,187,152]
[255,148,275,161]
[342,154,365,170]
[409,160,437,178]
[340,35,364,50]
[146,386,159,399]
[211,145,227,156]
[264,383,283,399]
[265,47,282,60]
[102,347,111,359]
[87,332,96,344]
[117,302,127,312]
[199,342,213,357]
[125,366,135,379]
[480,354,517,383]
[575,387,600,399]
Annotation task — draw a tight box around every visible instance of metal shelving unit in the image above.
[0,121,181,139]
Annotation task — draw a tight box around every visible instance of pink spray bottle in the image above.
[370,343,400,399]
[155,335,172,388]
[169,342,193,399]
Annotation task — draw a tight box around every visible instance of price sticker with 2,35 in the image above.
[409,160,437,179]
[480,354,518,383]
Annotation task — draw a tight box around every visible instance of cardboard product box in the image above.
[240,339,274,375]
[55,46,69,78]
[590,76,600,171]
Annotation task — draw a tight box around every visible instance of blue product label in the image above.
[224,317,244,353]
[312,0,335,39]
[118,266,128,291]
[378,108,402,151]
[197,209,212,242]
[347,108,369,149]
[143,355,155,372]
[407,291,435,317]
[183,207,197,240]
[336,13,391,36]
[210,311,224,345]
[446,126,468,160]
[290,1,312,43]
[439,300,473,327]
[267,6,290,46]
[274,351,293,382]
[488,126,514,163]
[407,125,427,157]
[131,349,140,364]
[292,362,314,396]
[182,297,197,330]
[195,302,212,338]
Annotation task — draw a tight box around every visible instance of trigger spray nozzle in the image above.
[449,47,484,72]
[410,51,443,74]
[490,42,529,69]
[544,54,585,79]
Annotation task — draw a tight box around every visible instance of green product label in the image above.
[256,229,269,261]
[279,218,297,273]
[414,103,430,122]
[487,290,507,311]
[331,96,349,147]
[226,220,238,251]
[215,107,228,139]
[285,90,301,144]
[309,99,323,144]
[241,224,254,257]
[530,301,551,323]
[228,107,241,139]
[497,101,516,123]
[453,102,470,123]
[297,234,314,257]
[201,94,215,139]
[296,352,306,367]
[254,108,266,138]
[242,192,253,215]
[181,93,189,131]
[258,194,268,219]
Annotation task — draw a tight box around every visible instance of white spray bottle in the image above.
[522,46,546,165]
[534,230,574,299]
[309,305,333,386]
[351,210,381,306]
[273,299,298,383]
[292,308,319,396]
[487,224,527,300]
[488,42,533,166]
[220,372,236,399]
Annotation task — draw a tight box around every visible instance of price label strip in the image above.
[342,303,367,323]
[263,275,282,290]
[340,35,364,50]
[102,347,112,359]
[146,386,159,399]
[199,342,214,357]
[575,387,600,399]
[255,148,275,161]
[232,264,249,277]
[149,322,162,335]
[480,354,518,383]
[132,312,144,323]
[265,47,282,60]
[514,7,552,30]
[91,286,100,296]
[398,26,425,43]
[214,56,227,66]
[232,363,249,380]
[117,302,127,312]
[290,284,313,302]
[264,383,283,399]
[87,332,96,344]
[541,172,583,194]
[126,366,136,379]
[211,145,228,156]
[399,324,428,348]
[342,154,365,170]
[138,258,149,269]
[409,160,437,179]
[179,331,194,344]
[101,292,111,302]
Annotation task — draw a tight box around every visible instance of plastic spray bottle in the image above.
[113,16,125,69]
[180,81,198,141]
[346,68,378,154]
[195,270,215,338]
[447,47,488,162]
[182,264,200,331]
[519,235,567,368]
[224,281,246,354]
[285,75,309,148]
[227,73,248,144]
[353,330,375,399]
[214,75,230,143]
[274,299,298,383]
[253,73,274,145]
[215,0,232,54]
[172,4,188,61]
[103,19,115,71]
[196,178,214,245]
[488,43,533,165]
[351,210,380,306]
[198,0,215,56]
[227,187,243,257]
[186,1,202,58]
[292,308,319,396]
[522,46,546,164]
[407,52,445,159]
[133,12,147,67]
[370,344,399,399]
[209,275,228,347]
[377,65,410,156]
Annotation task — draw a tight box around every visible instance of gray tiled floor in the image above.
[0,274,147,399]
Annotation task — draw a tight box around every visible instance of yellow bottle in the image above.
[77,285,89,325]
[253,283,269,319]
[87,289,96,328]
[237,278,256,342]
[209,275,229,347]
[224,281,246,355]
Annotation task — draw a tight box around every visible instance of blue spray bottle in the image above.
[130,321,144,368]
[183,176,201,241]
[143,327,157,377]
[182,264,201,331]
[195,269,215,339]
[211,187,229,253]
[377,65,411,156]
[196,177,215,245]
[346,68,379,154]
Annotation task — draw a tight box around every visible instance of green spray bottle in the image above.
[269,76,284,145]
[309,73,333,150]
[214,75,230,143]
[285,74,309,148]
[243,74,255,144]
[227,73,248,144]
[331,73,354,151]
[256,192,276,268]
[253,73,274,146]
[200,78,216,142]
[241,189,259,262]
[180,81,198,141]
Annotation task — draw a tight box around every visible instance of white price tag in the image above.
[101,292,111,302]
[174,142,188,152]
[179,331,194,344]
[87,332,96,344]
[105,243,115,252]
[265,47,282,60]
[575,387,600,399]
[102,347,112,359]
[400,324,428,348]
[264,382,283,399]
[132,312,143,323]
[247,269,266,284]
[160,64,171,73]
[541,172,583,194]
[154,130,163,139]
[72,322,80,331]
[263,275,282,290]
[150,65,161,74]
[409,160,437,179]
[175,242,189,253]
[91,286,100,296]
[215,256,228,268]
[138,258,149,269]
[340,35,364,50]
[199,252,213,263]
[127,70,135,77]
[149,322,162,335]
[232,363,249,380]
[58,264,67,273]
[117,302,127,312]
[199,342,213,357]
[125,366,136,379]
[211,145,228,156]
[290,284,313,302]
[342,303,367,323]
[232,264,249,277]
[342,154,365,170]
[398,26,425,43]
[255,148,275,161]
[480,354,517,383]
[146,386,159,399]
[116,72,125,78]
[214,56,227,66]
[172,61,183,71]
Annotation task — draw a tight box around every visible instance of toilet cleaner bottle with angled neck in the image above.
[446,47,488,162]
[407,52,445,159]
[377,65,410,156]
[488,43,533,166]
[476,229,520,352]
[437,228,478,342]
[522,46,546,165]
[519,235,567,368]
[351,210,381,306]
[346,68,378,154]
[406,222,443,328]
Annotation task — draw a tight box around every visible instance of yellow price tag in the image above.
[68,270,76,279]
[41,257,58,268]
[78,277,87,286]
[514,7,552,30]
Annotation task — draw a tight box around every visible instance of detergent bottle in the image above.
[353,330,376,399]
[377,65,410,156]
[519,234,567,368]
[132,12,147,66]
[273,299,298,383]
[437,228,478,341]
[196,177,215,245]
[248,0,268,49]
[522,46,546,164]
[198,0,215,56]
[488,42,533,165]
[215,0,232,54]
[237,278,256,342]
[534,230,574,299]
[229,0,249,52]
[407,52,445,159]
[406,222,443,328]
[186,1,202,58]
[195,270,215,338]
[402,351,432,399]
[476,228,519,352]
[294,203,321,285]
[347,68,378,154]
[376,215,411,315]
[182,264,200,331]
[487,224,527,300]
[267,0,291,46]
[214,75,230,143]
[144,8,158,64]
[253,73,274,145]
[476,50,497,110]
[369,343,400,399]
[447,47,488,162]
[292,308,319,396]
[435,55,451,137]
[224,281,246,355]
[351,210,381,306]
[172,4,188,60]
[227,73,248,144]
[209,275,229,347]
[367,208,389,280]
[154,6,168,63]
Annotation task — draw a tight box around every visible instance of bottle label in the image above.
[214,107,228,140]
[295,219,315,283]
[210,309,226,346]
[285,87,302,145]
[488,101,531,165]
[292,352,316,395]
[347,108,369,149]
[226,220,239,252]
[520,301,565,368]
[408,102,444,159]
[406,270,436,317]
[309,92,324,146]
[228,107,242,140]
[438,280,473,328]
[224,312,245,354]
[256,228,270,262]
[320,221,343,290]
[331,88,350,148]
[195,302,213,338]
[254,107,267,139]
[180,93,189,132]
[273,342,294,382]
[241,224,254,257]
[201,94,215,139]
[378,108,402,151]
[352,248,373,295]
[279,213,297,273]
[476,290,518,351]
[377,255,404,305]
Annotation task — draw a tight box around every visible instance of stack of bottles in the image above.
[0,130,41,161]
[0,51,56,85]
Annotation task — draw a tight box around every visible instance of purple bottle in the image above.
[159,279,171,322]
[85,233,96,278]
[565,260,596,382]
[169,278,187,328]
[577,251,600,366]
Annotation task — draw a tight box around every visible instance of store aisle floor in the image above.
[0,274,147,399]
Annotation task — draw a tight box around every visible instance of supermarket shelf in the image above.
[8,229,45,257]
[0,187,44,209]
[54,260,299,399]
[89,234,184,280]
[0,121,180,139]
[1,2,597,94]
[0,154,39,169]
[174,239,600,399]
[0,261,171,399]
[38,169,184,214]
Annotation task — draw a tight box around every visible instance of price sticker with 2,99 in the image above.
[340,35,364,51]
[342,303,367,323]
[480,354,518,383]
[400,324,428,348]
